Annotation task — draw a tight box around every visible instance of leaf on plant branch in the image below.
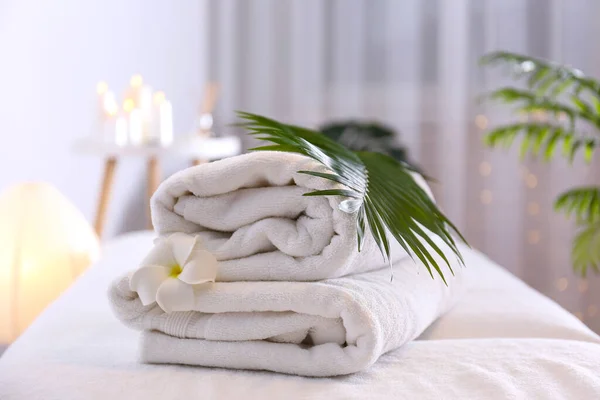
[572,222,600,276]
[483,122,597,162]
[584,140,595,163]
[481,51,600,102]
[555,187,600,224]
[482,51,600,133]
[571,95,593,114]
[484,87,600,129]
[528,67,550,89]
[238,111,466,283]
[591,97,600,114]
[550,78,574,97]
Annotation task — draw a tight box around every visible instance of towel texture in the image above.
[109,255,464,377]
[150,151,420,281]
[110,152,464,377]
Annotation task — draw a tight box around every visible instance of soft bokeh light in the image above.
[96,81,108,95]
[130,74,143,88]
[527,202,540,215]
[153,91,166,105]
[480,189,493,205]
[479,161,492,177]
[527,230,540,244]
[475,114,488,130]
[123,98,136,113]
[578,280,589,293]
[556,277,569,292]
[526,174,538,188]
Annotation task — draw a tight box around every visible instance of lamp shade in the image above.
[0,182,100,343]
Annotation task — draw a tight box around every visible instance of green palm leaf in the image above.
[555,187,600,224]
[484,122,598,162]
[481,51,600,165]
[487,87,600,129]
[572,222,600,276]
[238,111,466,283]
[481,51,600,103]
[482,50,600,276]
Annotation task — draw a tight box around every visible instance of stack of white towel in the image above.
[109,151,465,377]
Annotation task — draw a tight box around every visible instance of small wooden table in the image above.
[74,135,241,238]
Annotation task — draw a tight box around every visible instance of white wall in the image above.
[0,0,207,237]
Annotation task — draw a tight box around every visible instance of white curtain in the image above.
[206,0,600,331]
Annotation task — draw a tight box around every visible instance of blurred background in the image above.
[0,0,599,334]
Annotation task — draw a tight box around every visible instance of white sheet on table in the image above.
[1,231,599,400]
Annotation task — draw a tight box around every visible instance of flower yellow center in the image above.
[169,265,182,278]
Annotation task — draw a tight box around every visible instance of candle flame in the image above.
[153,91,166,105]
[96,81,108,95]
[130,74,143,88]
[123,98,136,113]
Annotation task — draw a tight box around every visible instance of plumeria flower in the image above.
[130,233,218,313]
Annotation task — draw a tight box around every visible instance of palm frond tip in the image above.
[484,122,598,162]
[481,51,600,101]
[572,222,600,276]
[238,111,466,283]
[555,187,600,224]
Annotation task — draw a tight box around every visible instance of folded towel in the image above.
[151,151,429,281]
[109,253,464,377]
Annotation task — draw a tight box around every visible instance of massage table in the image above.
[1,231,599,399]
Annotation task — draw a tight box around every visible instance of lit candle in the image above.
[153,91,166,105]
[123,98,135,113]
[159,100,173,146]
[115,116,128,147]
[129,109,143,146]
[102,92,118,117]
[139,85,153,141]
[97,83,119,143]
[148,91,167,143]
[126,75,142,107]
[97,81,110,118]
[126,74,150,109]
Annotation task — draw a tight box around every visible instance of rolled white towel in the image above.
[109,253,465,377]
[151,151,434,281]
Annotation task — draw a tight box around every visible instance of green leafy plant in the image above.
[481,51,600,275]
[238,111,465,283]
[319,121,414,167]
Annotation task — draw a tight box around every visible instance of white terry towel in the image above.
[150,151,426,281]
[109,255,465,377]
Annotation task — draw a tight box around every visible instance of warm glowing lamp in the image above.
[0,183,100,343]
